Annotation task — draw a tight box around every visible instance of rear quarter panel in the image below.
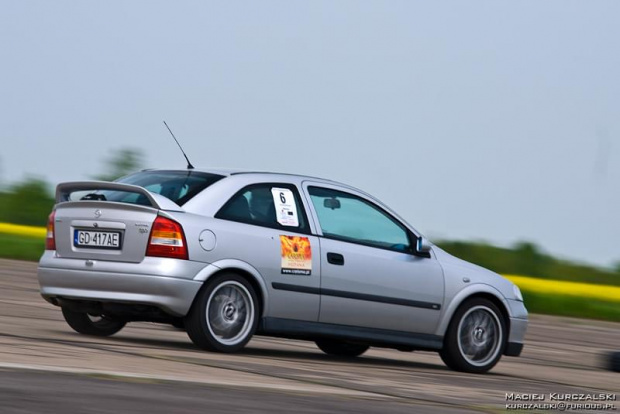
[168,211,321,322]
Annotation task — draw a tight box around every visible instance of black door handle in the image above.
[327,252,345,266]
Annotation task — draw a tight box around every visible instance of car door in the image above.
[303,182,444,335]
[212,182,321,322]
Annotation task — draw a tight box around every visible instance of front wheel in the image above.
[440,298,506,373]
[607,351,620,372]
[61,308,126,337]
[315,339,369,358]
[185,273,259,353]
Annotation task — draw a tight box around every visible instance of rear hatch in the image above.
[51,170,223,263]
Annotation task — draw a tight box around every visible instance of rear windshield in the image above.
[79,170,224,206]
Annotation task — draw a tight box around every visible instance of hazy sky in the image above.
[1,1,618,267]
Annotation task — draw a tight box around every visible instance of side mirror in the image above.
[414,237,432,257]
[324,198,341,210]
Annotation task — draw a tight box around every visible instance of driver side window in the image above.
[308,186,411,252]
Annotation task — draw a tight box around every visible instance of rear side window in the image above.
[216,183,310,234]
[77,171,224,206]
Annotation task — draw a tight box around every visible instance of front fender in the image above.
[192,259,270,316]
[435,283,509,337]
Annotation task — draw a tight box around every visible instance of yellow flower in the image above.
[505,275,620,303]
[0,223,46,238]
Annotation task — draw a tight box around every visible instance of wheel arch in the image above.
[192,259,269,317]
[436,284,510,339]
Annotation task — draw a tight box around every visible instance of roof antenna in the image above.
[163,121,195,169]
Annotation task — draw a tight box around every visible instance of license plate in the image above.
[74,229,122,250]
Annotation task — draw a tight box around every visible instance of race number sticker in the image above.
[280,235,312,276]
[271,188,299,227]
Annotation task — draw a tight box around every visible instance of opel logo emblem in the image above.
[94,209,102,218]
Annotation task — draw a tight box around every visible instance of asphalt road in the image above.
[0,259,618,413]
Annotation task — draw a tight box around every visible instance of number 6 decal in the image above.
[271,188,299,227]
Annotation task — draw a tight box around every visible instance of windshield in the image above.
[79,170,224,206]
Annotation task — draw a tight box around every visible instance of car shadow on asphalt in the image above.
[240,346,448,371]
[87,331,449,372]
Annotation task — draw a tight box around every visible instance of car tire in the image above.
[170,318,185,330]
[315,339,369,358]
[607,351,620,372]
[185,273,259,353]
[61,307,126,337]
[439,298,506,373]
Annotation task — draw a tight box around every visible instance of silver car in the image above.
[38,168,527,373]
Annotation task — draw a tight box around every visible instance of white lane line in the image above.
[0,362,387,399]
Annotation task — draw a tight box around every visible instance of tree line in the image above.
[438,240,620,285]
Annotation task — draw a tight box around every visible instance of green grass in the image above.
[522,290,620,322]
[0,233,44,261]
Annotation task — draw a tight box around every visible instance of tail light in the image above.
[45,211,56,250]
[146,215,188,260]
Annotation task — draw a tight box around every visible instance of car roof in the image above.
[141,167,348,187]
[142,167,423,237]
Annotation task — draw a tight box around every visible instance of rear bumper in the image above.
[38,252,206,316]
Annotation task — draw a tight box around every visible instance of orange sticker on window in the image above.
[280,235,312,276]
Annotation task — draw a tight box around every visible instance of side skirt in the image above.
[259,317,443,351]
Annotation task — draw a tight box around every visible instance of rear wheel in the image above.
[315,339,369,358]
[440,298,506,373]
[61,308,126,337]
[185,273,258,352]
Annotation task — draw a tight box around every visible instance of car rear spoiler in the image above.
[55,181,184,212]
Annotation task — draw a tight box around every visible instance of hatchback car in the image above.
[38,168,527,373]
